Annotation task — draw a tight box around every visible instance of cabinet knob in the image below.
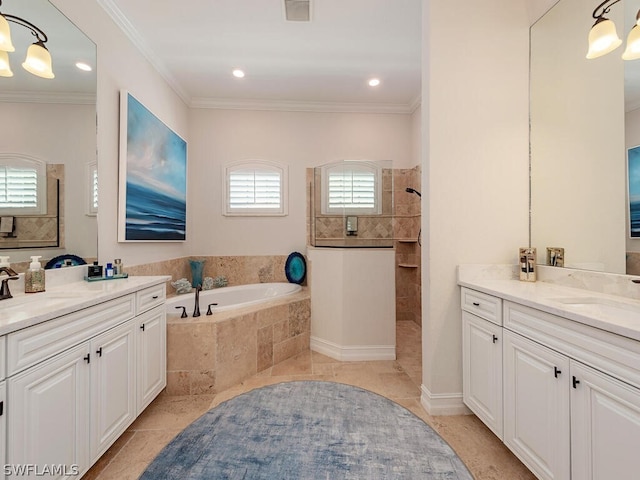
[572,376,580,388]
[83,353,91,364]
[554,366,561,378]
[96,347,103,357]
[492,335,498,344]
[140,323,145,332]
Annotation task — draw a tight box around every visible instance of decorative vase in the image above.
[189,259,205,288]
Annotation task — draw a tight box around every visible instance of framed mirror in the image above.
[530,0,630,273]
[0,0,97,268]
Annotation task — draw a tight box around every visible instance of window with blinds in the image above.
[224,161,288,216]
[321,162,381,214]
[0,154,47,215]
[87,161,98,216]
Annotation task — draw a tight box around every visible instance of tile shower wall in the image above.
[394,166,422,327]
[306,166,422,327]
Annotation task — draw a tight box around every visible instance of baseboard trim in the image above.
[310,336,396,361]
[420,384,471,416]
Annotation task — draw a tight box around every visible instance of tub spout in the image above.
[193,286,201,317]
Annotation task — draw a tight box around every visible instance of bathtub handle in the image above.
[206,303,218,315]
[175,306,188,318]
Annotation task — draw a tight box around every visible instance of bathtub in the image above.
[166,282,302,314]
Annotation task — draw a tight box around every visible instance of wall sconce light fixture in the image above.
[0,0,54,78]
[587,0,640,60]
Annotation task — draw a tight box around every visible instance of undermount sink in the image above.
[550,296,640,322]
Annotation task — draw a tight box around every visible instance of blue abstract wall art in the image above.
[628,145,640,238]
[118,91,187,241]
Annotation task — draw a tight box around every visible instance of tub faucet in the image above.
[0,267,19,301]
[193,286,201,317]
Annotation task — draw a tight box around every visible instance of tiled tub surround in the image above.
[125,254,292,295]
[165,289,311,395]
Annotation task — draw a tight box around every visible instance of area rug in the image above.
[140,381,472,479]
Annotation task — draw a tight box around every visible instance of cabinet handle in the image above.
[0,400,3,416]
[140,323,145,332]
[472,302,480,306]
[96,347,103,357]
[572,376,580,388]
[83,353,91,364]
[152,295,159,299]
[492,335,498,344]
[554,367,561,378]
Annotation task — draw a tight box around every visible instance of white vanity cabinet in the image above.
[0,337,6,480]
[3,279,167,479]
[462,283,640,480]
[461,288,503,439]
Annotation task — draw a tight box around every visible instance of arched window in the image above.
[224,160,288,216]
[321,161,382,215]
[0,153,47,215]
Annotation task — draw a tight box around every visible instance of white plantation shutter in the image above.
[321,162,381,214]
[225,161,288,215]
[0,154,47,215]
[87,161,98,215]
[0,167,38,208]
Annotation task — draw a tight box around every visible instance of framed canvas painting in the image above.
[628,145,640,238]
[118,91,187,241]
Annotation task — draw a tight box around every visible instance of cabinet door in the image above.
[462,311,503,439]
[137,306,166,413]
[571,361,640,480]
[90,320,136,460]
[8,343,90,479]
[503,330,570,480]
[0,381,5,480]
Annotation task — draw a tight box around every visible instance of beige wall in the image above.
[421,0,530,411]
[187,108,414,256]
[51,0,191,268]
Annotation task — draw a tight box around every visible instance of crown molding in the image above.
[97,0,191,105]
[189,96,417,114]
[0,91,96,105]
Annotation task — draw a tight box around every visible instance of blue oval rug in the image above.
[140,381,472,479]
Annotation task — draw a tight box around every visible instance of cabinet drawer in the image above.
[7,294,135,376]
[136,284,166,315]
[461,287,502,325]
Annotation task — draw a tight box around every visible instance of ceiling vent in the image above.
[284,0,311,22]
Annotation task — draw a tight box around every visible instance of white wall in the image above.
[51,0,191,268]
[422,0,530,412]
[188,108,414,256]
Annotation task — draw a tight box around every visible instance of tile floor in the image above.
[82,321,535,480]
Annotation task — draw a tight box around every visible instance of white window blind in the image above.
[225,161,288,216]
[86,161,98,215]
[0,167,39,209]
[321,162,381,215]
[328,170,376,210]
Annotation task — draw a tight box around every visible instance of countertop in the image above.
[0,275,170,336]
[459,277,640,342]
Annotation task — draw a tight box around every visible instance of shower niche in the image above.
[309,160,394,248]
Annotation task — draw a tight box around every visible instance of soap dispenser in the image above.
[25,255,45,293]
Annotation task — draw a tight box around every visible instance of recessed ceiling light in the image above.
[233,69,245,78]
[368,78,381,87]
[75,62,92,72]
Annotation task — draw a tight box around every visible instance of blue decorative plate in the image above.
[285,252,306,284]
[44,254,87,270]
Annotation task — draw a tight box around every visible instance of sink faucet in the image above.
[193,286,201,317]
[0,267,19,300]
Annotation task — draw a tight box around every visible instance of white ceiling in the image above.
[100,0,422,112]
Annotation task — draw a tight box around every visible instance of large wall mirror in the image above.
[530,0,635,274]
[0,0,97,267]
